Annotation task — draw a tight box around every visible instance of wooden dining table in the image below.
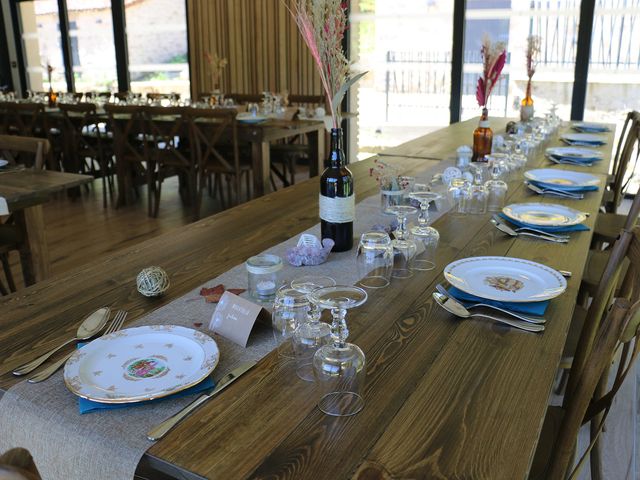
[0,117,614,479]
[0,168,92,284]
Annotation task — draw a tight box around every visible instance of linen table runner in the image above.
[0,159,448,480]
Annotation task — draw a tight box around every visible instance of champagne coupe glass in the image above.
[290,275,336,381]
[387,205,418,278]
[309,285,368,416]
[408,189,441,271]
[485,155,509,212]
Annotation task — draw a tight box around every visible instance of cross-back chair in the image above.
[142,105,191,217]
[59,102,114,207]
[0,135,50,294]
[185,107,250,215]
[104,104,147,211]
[531,293,640,479]
[0,102,44,138]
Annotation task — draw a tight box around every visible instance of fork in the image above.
[525,182,585,199]
[27,310,128,383]
[491,215,571,240]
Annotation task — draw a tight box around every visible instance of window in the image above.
[350,0,454,158]
[462,0,581,122]
[19,0,67,93]
[125,0,190,99]
[66,1,118,93]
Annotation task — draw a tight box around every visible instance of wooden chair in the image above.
[0,448,41,480]
[185,107,251,214]
[103,104,147,211]
[0,135,50,294]
[59,103,114,207]
[531,295,640,479]
[142,105,191,217]
[0,102,44,137]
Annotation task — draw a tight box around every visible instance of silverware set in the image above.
[490,215,569,243]
[525,181,584,199]
[13,308,128,382]
[546,155,593,167]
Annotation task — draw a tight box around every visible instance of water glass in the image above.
[447,178,470,215]
[356,232,393,288]
[272,287,309,359]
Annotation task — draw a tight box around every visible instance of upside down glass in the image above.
[290,275,336,381]
[387,205,418,279]
[310,286,368,416]
[356,232,393,289]
[408,191,441,271]
[272,287,309,359]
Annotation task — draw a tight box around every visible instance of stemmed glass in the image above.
[290,275,336,381]
[309,285,368,416]
[387,205,418,278]
[408,189,441,271]
[485,156,509,212]
[272,287,309,359]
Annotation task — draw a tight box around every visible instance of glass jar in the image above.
[246,254,283,302]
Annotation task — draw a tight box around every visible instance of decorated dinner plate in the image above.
[524,169,600,189]
[64,325,219,404]
[545,147,603,161]
[502,203,587,227]
[236,113,268,124]
[444,256,567,303]
[572,122,610,133]
[560,133,606,145]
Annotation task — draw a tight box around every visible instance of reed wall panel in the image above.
[187,0,322,98]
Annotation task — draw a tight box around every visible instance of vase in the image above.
[472,108,492,162]
[520,80,534,122]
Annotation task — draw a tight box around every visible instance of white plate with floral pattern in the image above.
[64,325,219,404]
[444,256,567,302]
[502,203,587,227]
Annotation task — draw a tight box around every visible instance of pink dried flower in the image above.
[526,35,541,80]
[476,35,507,108]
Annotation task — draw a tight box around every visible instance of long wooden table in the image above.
[0,168,92,284]
[0,118,614,479]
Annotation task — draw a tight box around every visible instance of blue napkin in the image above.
[529,180,599,193]
[76,343,215,414]
[447,286,550,316]
[549,154,601,163]
[498,213,589,232]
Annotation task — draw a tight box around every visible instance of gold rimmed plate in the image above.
[503,203,587,227]
[64,325,219,404]
[444,256,567,303]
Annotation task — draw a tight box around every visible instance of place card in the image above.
[208,291,269,347]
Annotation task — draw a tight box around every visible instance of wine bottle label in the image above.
[319,194,355,223]
[479,120,490,128]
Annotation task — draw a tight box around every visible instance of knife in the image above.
[147,361,257,441]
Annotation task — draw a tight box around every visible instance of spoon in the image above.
[490,218,569,243]
[432,292,545,333]
[434,283,545,325]
[13,307,111,376]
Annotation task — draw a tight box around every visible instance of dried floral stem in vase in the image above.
[204,52,228,90]
[475,35,507,110]
[290,0,366,128]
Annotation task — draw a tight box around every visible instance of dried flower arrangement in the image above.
[525,35,541,82]
[204,52,228,90]
[475,36,507,109]
[45,63,54,87]
[291,0,366,128]
[369,159,410,191]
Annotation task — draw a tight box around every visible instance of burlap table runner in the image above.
[0,160,449,480]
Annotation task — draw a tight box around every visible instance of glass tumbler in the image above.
[272,287,309,359]
[447,178,470,216]
[356,232,393,288]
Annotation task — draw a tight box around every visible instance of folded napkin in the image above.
[75,343,215,414]
[447,286,550,316]
[548,154,601,163]
[78,375,215,414]
[498,213,589,232]
[530,180,599,193]
[561,139,606,147]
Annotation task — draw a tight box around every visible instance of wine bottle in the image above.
[320,128,354,252]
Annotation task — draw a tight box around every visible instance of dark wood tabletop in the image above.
[0,118,614,479]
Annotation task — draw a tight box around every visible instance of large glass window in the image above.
[125,0,190,99]
[462,0,580,121]
[349,0,454,158]
[19,0,67,93]
[66,0,118,93]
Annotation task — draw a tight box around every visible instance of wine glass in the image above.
[387,205,418,278]
[356,231,393,288]
[408,190,441,271]
[485,156,509,212]
[290,275,336,382]
[467,165,488,215]
[309,285,368,416]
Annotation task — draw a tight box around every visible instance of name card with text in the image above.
[208,291,267,347]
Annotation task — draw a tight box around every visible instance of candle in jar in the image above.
[256,280,276,296]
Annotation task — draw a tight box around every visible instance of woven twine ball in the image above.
[136,266,170,297]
